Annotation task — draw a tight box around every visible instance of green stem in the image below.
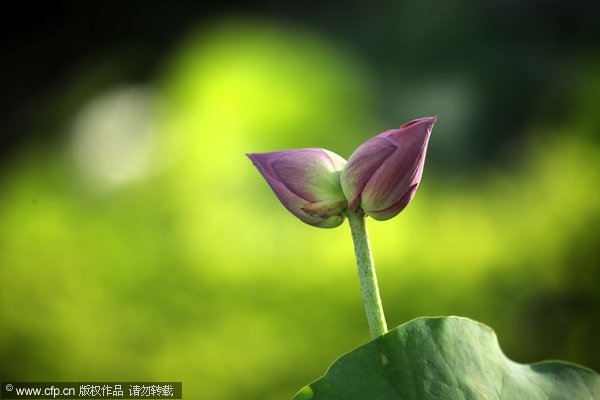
[346,210,388,338]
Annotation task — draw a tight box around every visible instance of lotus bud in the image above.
[340,117,436,221]
[247,149,348,228]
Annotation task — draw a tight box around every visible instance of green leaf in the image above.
[293,317,600,400]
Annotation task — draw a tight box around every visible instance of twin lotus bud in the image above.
[247,117,436,228]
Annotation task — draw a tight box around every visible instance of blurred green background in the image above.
[1,2,599,399]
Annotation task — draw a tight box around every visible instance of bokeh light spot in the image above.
[70,86,158,190]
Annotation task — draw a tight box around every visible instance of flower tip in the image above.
[246,152,277,171]
[246,152,263,162]
[427,116,438,128]
[399,116,437,130]
[424,116,437,134]
[246,152,257,163]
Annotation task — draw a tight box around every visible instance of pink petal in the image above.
[367,183,418,221]
[340,137,396,211]
[361,117,434,215]
[247,149,346,228]
[271,149,346,202]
